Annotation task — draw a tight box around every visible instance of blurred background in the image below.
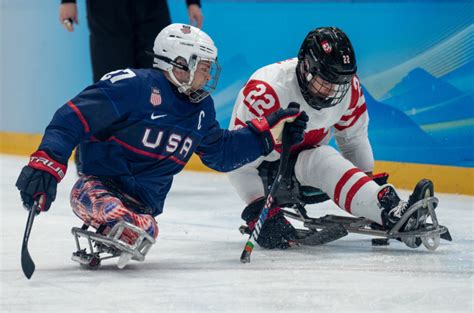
[1,0,473,193]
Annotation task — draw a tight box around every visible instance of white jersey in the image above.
[228,58,376,210]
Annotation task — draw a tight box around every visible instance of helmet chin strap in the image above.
[148,51,198,94]
[166,58,198,95]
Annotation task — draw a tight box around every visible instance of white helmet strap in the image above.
[147,51,202,94]
[168,69,195,94]
[146,51,189,71]
[170,55,199,94]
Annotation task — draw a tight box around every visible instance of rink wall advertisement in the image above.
[1,0,473,193]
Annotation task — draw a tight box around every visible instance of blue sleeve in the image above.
[195,120,265,172]
[39,69,141,163]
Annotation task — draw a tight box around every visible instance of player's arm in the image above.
[40,69,141,163]
[195,120,267,172]
[196,104,305,172]
[226,78,298,203]
[16,69,140,212]
[334,76,374,175]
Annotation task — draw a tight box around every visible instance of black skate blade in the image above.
[440,228,452,241]
[296,223,348,246]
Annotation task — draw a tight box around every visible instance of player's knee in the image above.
[298,145,339,164]
[295,145,340,181]
[101,201,130,222]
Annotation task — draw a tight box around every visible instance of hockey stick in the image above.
[240,127,292,263]
[21,197,42,279]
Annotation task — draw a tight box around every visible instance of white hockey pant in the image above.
[294,145,383,224]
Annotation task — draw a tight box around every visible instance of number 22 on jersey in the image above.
[242,80,280,116]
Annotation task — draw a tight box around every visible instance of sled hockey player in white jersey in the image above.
[229,27,451,251]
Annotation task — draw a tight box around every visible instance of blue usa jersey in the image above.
[39,69,265,216]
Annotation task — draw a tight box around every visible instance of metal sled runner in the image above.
[281,196,452,250]
[71,221,155,269]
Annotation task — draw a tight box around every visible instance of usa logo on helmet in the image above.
[181,25,191,34]
[150,88,162,106]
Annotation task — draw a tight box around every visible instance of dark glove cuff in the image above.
[241,198,282,225]
[28,150,67,182]
[246,119,274,156]
[241,198,265,222]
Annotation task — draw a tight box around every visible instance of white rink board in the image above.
[1,154,473,313]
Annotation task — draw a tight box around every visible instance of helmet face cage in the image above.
[296,27,357,110]
[304,70,351,110]
[187,55,221,103]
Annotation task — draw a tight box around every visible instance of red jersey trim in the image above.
[67,101,90,133]
[334,103,367,131]
[110,136,186,166]
[348,75,362,110]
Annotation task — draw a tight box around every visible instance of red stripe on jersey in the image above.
[335,75,366,131]
[242,79,281,118]
[339,102,367,122]
[334,168,362,207]
[334,103,367,131]
[348,75,362,110]
[344,176,372,213]
[67,101,90,133]
[110,136,186,166]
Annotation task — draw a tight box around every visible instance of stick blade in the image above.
[21,246,35,279]
[240,241,254,263]
[240,250,251,263]
[296,224,348,246]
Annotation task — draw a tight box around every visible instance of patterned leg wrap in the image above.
[70,176,159,243]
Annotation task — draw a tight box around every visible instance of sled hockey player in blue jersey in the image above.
[230,27,451,251]
[15,24,308,269]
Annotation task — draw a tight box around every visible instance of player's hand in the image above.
[16,151,67,212]
[282,102,308,146]
[247,102,308,154]
[242,198,297,249]
[59,3,78,32]
[188,4,203,29]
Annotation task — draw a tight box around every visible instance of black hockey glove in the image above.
[247,102,308,155]
[16,150,67,212]
[242,198,297,249]
[283,102,308,146]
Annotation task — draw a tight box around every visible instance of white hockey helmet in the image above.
[150,23,221,103]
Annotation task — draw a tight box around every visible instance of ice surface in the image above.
[1,154,472,312]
